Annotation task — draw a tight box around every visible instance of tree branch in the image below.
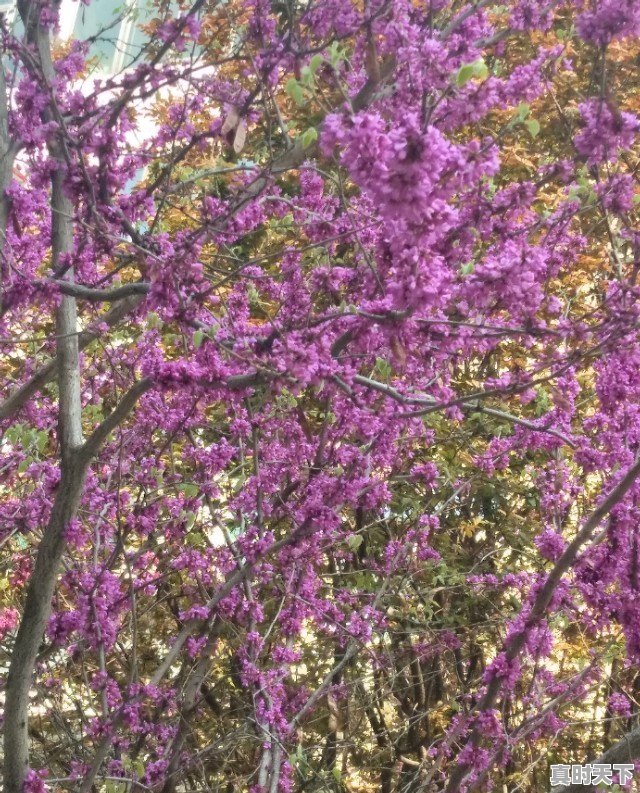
[50,280,150,303]
[0,294,145,422]
[80,378,153,462]
[4,2,82,784]
[352,375,575,446]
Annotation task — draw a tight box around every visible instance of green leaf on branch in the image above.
[455,58,488,87]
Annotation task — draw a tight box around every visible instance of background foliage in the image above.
[1,1,640,792]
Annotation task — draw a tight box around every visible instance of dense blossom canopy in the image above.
[1,1,640,792]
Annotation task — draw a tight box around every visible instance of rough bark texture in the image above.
[3,459,87,793]
[0,52,18,311]
[4,3,84,789]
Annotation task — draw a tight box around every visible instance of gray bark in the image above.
[3,457,87,793]
[0,50,19,310]
[5,3,82,790]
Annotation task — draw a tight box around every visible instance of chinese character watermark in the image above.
[550,763,634,787]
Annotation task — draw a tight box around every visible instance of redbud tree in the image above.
[1,1,640,792]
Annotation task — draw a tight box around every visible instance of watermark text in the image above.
[550,763,634,787]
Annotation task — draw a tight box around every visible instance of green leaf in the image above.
[566,187,581,203]
[455,63,475,87]
[186,531,204,547]
[347,534,364,551]
[525,119,540,138]
[373,357,392,380]
[147,311,162,329]
[178,483,199,498]
[300,127,318,148]
[247,285,261,305]
[193,329,204,349]
[105,781,129,793]
[473,58,489,80]
[556,25,574,41]
[328,41,345,65]
[455,58,488,87]
[299,66,314,87]
[285,78,305,105]
[309,54,323,74]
